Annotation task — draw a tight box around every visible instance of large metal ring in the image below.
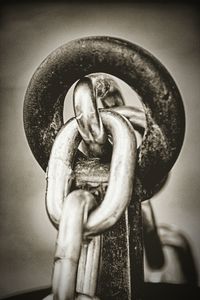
[23,36,185,200]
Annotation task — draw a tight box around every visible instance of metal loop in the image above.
[24,36,185,200]
[73,75,145,157]
[44,189,101,300]
[46,110,137,236]
[86,73,125,108]
[73,76,107,157]
[73,73,125,157]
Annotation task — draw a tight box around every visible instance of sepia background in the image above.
[0,2,199,298]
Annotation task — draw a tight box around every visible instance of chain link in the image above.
[44,190,100,300]
[73,74,146,157]
[22,36,186,300]
[44,87,137,299]
[46,110,137,236]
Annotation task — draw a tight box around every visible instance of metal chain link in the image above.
[44,85,137,299]
[73,74,146,157]
[44,190,100,300]
[44,73,173,299]
[46,110,137,236]
[22,36,186,300]
[73,73,165,282]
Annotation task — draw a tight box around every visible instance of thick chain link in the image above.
[44,190,100,300]
[44,78,137,299]
[46,110,137,236]
[73,74,165,270]
[73,74,146,157]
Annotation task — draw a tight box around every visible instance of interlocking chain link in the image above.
[46,110,137,236]
[73,74,146,157]
[22,36,186,300]
[73,74,125,157]
[44,190,100,300]
[44,75,137,299]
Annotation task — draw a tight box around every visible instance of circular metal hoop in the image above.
[23,36,185,200]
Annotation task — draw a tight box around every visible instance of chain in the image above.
[46,110,136,235]
[23,36,185,300]
[73,74,146,158]
[73,74,165,270]
[44,75,137,299]
[44,190,100,300]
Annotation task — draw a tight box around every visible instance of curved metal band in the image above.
[24,36,185,200]
[49,190,100,300]
[73,75,146,157]
[46,110,137,236]
[73,76,107,157]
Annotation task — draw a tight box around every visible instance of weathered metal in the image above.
[23,36,185,200]
[45,110,138,299]
[73,76,108,157]
[46,109,137,235]
[23,37,186,299]
[73,157,143,300]
[43,190,100,300]
[73,75,146,157]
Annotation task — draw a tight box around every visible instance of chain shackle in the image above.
[45,107,137,299]
[24,36,185,200]
[46,110,137,236]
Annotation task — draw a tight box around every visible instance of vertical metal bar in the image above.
[74,157,143,300]
[129,196,143,300]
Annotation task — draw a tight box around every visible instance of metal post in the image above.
[73,157,143,300]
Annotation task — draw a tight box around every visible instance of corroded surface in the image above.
[23,36,185,200]
[73,157,143,300]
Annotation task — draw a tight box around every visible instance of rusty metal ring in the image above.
[23,36,185,200]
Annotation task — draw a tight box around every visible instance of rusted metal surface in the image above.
[73,157,143,300]
[23,36,186,299]
[23,36,185,200]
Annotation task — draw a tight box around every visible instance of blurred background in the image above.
[0,2,199,298]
